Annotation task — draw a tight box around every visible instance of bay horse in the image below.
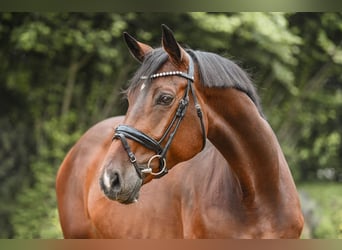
[56,25,303,238]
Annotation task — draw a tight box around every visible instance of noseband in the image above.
[113,54,206,179]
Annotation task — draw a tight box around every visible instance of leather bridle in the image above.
[113,53,206,179]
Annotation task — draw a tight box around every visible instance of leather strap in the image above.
[113,53,206,179]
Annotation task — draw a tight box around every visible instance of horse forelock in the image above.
[125,48,168,97]
[125,47,264,116]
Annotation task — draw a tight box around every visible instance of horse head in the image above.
[99,25,207,204]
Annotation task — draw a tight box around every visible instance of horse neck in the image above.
[201,87,285,205]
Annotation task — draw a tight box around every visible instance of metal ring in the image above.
[143,155,167,176]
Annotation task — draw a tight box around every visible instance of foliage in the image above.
[11,115,79,238]
[278,13,342,182]
[298,183,342,239]
[0,12,341,238]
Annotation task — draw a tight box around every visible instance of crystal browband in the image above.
[140,71,194,81]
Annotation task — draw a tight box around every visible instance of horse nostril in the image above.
[110,172,121,192]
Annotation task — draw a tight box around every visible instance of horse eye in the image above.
[157,94,174,106]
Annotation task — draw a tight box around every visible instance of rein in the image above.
[113,54,206,179]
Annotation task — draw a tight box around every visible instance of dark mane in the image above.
[188,50,263,115]
[126,48,263,115]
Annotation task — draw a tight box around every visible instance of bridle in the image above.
[113,53,206,179]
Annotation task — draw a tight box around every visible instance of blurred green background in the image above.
[0,13,341,238]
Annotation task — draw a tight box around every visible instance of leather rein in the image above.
[113,54,206,179]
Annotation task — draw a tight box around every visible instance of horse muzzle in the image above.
[100,167,142,204]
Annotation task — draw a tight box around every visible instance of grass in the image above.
[298,182,342,239]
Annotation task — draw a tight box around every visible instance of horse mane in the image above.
[126,48,264,116]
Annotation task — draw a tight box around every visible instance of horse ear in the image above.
[161,24,187,67]
[123,32,153,63]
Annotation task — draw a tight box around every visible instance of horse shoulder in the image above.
[56,116,124,238]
